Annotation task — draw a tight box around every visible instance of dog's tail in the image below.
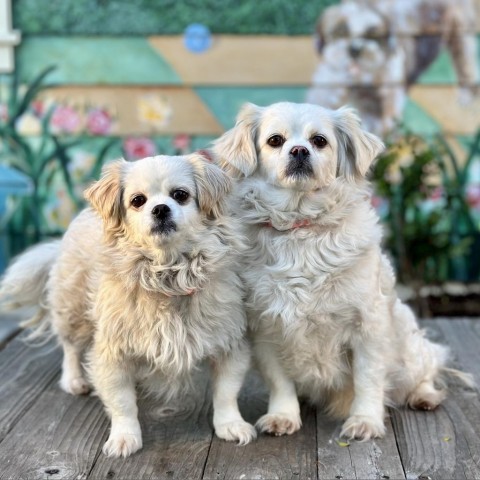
[0,240,60,336]
[391,299,475,410]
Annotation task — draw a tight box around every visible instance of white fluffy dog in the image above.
[213,102,466,440]
[0,154,256,457]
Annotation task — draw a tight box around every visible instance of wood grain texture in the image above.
[0,372,108,480]
[0,332,62,442]
[317,412,405,480]
[391,319,480,480]
[89,367,214,480]
[203,371,317,480]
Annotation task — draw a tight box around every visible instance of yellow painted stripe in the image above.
[39,86,223,135]
[409,85,480,135]
[149,35,318,85]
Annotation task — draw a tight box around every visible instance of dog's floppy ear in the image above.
[188,153,232,219]
[212,102,262,178]
[84,159,127,231]
[333,106,385,181]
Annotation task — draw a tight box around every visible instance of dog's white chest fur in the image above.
[237,179,384,395]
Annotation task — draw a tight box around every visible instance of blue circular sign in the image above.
[184,23,212,54]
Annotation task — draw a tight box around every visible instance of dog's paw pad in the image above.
[340,415,386,441]
[215,420,257,445]
[102,432,143,458]
[59,375,91,396]
[256,413,302,436]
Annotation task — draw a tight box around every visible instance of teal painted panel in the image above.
[196,87,308,129]
[402,98,441,135]
[16,37,181,85]
[13,0,336,35]
[417,35,480,85]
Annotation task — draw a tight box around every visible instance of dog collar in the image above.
[261,219,312,231]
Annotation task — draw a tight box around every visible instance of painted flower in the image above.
[0,103,8,123]
[137,94,172,130]
[68,150,96,183]
[44,188,77,230]
[50,105,82,134]
[31,100,45,118]
[123,137,157,160]
[86,108,113,136]
[466,184,480,209]
[173,134,191,153]
[371,194,389,218]
[15,112,42,136]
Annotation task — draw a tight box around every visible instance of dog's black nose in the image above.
[290,146,310,161]
[349,44,362,59]
[152,204,171,219]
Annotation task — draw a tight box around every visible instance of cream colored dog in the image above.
[213,102,467,440]
[0,154,256,457]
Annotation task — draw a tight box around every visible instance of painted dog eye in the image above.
[267,135,285,148]
[131,194,147,208]
[311,135,328,149]
[171,189,190,204]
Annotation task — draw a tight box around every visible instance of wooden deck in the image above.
[0,318,479,480]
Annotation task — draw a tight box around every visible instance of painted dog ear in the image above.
[188,153,232,219]
[334,106,385,181]
[212,103,263,178]
[84,159,128,233]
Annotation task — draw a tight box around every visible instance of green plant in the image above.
[372,131,480,286]
[0,67,116,257]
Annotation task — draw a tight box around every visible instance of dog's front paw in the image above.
[256,413,302,436]
[103,420,142,458]
[340,415,386,441]
[215,420,257,445]
[59,374,91,396]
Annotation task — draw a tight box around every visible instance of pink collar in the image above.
[261,219,312,230]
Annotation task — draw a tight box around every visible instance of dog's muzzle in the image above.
[151,204,177,235]
[285,146,314,178]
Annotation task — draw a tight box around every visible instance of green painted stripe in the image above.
[417,35,480,85]
[195,87,308,129]
[402,98,441,135]
[16,37,181,85]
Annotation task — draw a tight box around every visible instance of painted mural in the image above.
[1,0,480,284]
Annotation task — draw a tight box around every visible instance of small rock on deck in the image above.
[0,318,479,480]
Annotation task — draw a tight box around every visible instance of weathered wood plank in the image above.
[0,370,109,480]
[89,367,214,480]
[0,312,21,348]
[203,371,318,480]
[0,332,62,442]
[433,318,480,384]
[391,319,480,480]
[316,412,405,480]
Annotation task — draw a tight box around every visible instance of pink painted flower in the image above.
[50,105,81,134]
[123,137,157,160]
[0,103,8,123]
[173,134,191,152]
[429,186,444,201]
[86,108,113,135]
[31,100,45,118]
[466,184,480,209]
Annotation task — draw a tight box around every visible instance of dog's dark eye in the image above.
[131,194,147,208]
[311,135,328,149]
[171,189,189,204]
[267,135,285,148]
